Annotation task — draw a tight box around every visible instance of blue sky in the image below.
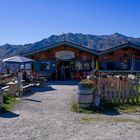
[0,0,140,45]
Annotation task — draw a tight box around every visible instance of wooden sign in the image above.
[55,51,75,60]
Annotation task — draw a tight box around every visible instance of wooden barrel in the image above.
[76,88,93,108]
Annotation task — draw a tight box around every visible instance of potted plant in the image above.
[76,79,97,108]
[79,79,96,89]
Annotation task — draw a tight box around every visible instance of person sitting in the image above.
[23,71,30,83]
[31,72,37,78]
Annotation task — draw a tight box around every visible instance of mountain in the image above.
[0,33,140,59]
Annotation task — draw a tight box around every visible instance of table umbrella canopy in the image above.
[3,55,34,64]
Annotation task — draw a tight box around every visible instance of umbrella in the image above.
[2,55,35,97]
[3,55,34,64]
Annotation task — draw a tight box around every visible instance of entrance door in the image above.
[60,61,71,80]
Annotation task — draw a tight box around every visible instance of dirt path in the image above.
[0,81,140,140]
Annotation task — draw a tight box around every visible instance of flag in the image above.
[94,59,99,72]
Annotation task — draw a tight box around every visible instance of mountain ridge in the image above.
[0,33,140,59]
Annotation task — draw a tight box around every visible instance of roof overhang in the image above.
[24,41,99,56]
[22,41,140,57]
[98,42,140,55]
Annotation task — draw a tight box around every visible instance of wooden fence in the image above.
[98,76,140,103]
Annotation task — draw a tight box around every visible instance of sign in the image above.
[55,51,75,60]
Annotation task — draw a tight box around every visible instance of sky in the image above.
[0,0,140,45]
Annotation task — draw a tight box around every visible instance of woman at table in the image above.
[31,72,37,78]
[23,71,30,83]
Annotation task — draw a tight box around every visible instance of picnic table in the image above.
[6,80,26,96]
[31,76,47,87]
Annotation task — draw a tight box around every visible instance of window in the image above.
[75,61,91,71]
[41,62,46,71]
[46,62,51,70]
[41,61,51,71]
[75,61,82,71]
[40,61,56,72]
[83,62,91,71]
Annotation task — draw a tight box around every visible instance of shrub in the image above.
[79,79,97,90]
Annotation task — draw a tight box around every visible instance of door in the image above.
[56,60,60,80]
[60,61,71,80]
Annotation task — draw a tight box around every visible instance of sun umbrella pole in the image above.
[18,64,23,98]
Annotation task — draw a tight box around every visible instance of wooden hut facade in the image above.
[99,42,140,72]
[24,41,140,80]
[25,41,97,80]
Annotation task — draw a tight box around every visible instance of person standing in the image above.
[60,65,65,80]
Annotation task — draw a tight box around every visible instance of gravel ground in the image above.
[0,80,140,140]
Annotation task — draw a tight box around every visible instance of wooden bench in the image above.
[31,77,47,87]
[2,85,9,92]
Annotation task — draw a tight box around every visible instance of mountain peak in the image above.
[0,33,140,58]
[2,43,12,46]
[113,32,122,35]
[112,32,126,37]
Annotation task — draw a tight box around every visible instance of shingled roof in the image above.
[23,41,140,56]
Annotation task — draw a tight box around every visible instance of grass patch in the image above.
[77,116,140,124]
[116,104,140,113]
[70,101,95,114]
[77,116,101,123]
[0,93,19,114]
[71,100,140,114]
[100,99,140,113]
[134,85,140,93]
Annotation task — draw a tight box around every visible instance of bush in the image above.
[79,79,97,90]
[0,93,18,113]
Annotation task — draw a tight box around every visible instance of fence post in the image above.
[104,78,107,99]
[118,78,121,103]
[113,78,117,104]
[99,77,103,100]
[108,78,111,102]
[131,81,135,104]
[122,80,125,103]
[126,78,130,103]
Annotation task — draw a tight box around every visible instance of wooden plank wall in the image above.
[30,45,94,61]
